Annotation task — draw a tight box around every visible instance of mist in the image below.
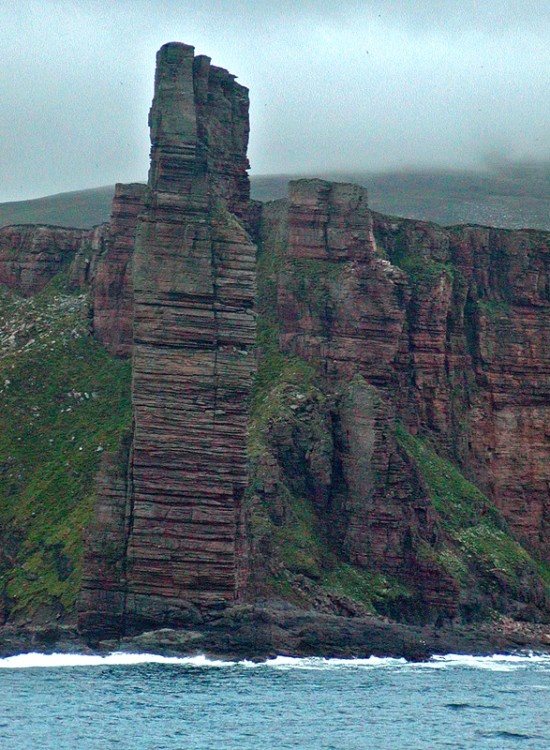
[0,0,548,202]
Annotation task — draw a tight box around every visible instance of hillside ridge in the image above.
[2,161,549,231]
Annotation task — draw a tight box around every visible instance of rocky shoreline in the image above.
[2,603,549,662]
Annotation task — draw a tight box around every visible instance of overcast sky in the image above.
[1,0,549,202]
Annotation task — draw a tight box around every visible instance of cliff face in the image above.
[1,42,548,640]
[247,180,549,624]
[0,183,145,360]
[78,43,256,635]
[274,182,432,576]
[373,216,550,562]
[88,183,146,357]
[0,225,91,295]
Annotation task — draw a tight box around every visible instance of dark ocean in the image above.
[1,652,548,749]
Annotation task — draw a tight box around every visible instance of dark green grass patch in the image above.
[396,423,549,598]
[0,281,131,616]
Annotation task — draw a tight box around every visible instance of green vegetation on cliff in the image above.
[384,224,454,288]
[0,278,131,618]
[396,424,550,602]
[249,218,410,614]
[394,423,501,531]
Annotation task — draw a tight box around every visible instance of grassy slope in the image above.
[0,278,131,618]
[1,162,548,231]
[248,334,408,613]
[0,186,116,229]
[396,426,550,594]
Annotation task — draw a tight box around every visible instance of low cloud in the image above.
[0,0,548,201]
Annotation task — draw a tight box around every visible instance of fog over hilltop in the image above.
[2,159,548,232]
[1,0,549,202]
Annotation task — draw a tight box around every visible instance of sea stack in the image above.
[79,42,256,634]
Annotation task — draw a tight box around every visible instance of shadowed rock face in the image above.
[0,225,91,295]
[257,182,461,618]
[90,183,146,358]
[78,42,256,635]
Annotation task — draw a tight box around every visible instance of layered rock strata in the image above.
[4,42,547,639]
[88,183,146,357]
[373,216,550,561]
[275,182,419,573]
[249,179,549,622]
[0,224,90,295]
[79,42,256,634]
[0,186,145,359]
[253,182,461,618]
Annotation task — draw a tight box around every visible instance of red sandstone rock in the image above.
[89,183,146,357]
[279,180,409,388]
[0,186,144,360]
[0,224,90,295]
[79,42,256,634]
[252,180,549,620]
[78,53,548,636]
[373,215,550,562]
[4,44,548,638]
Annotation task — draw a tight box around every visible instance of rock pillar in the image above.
[127,43,256,627]
[79,42,256,635]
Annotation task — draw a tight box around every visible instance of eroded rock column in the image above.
[126,43,256,628]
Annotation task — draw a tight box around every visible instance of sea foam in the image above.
[0,651,548,671]
[0,652,236,670]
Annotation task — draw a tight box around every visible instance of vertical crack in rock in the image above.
[123,42,256,630]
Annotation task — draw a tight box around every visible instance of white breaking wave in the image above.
[412,653,550,672]
[0,651,548,671]
[250,655,408,671]
[249,654,550,672]
[0,652,237,670]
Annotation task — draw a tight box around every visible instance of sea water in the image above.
[0,652,549,749]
